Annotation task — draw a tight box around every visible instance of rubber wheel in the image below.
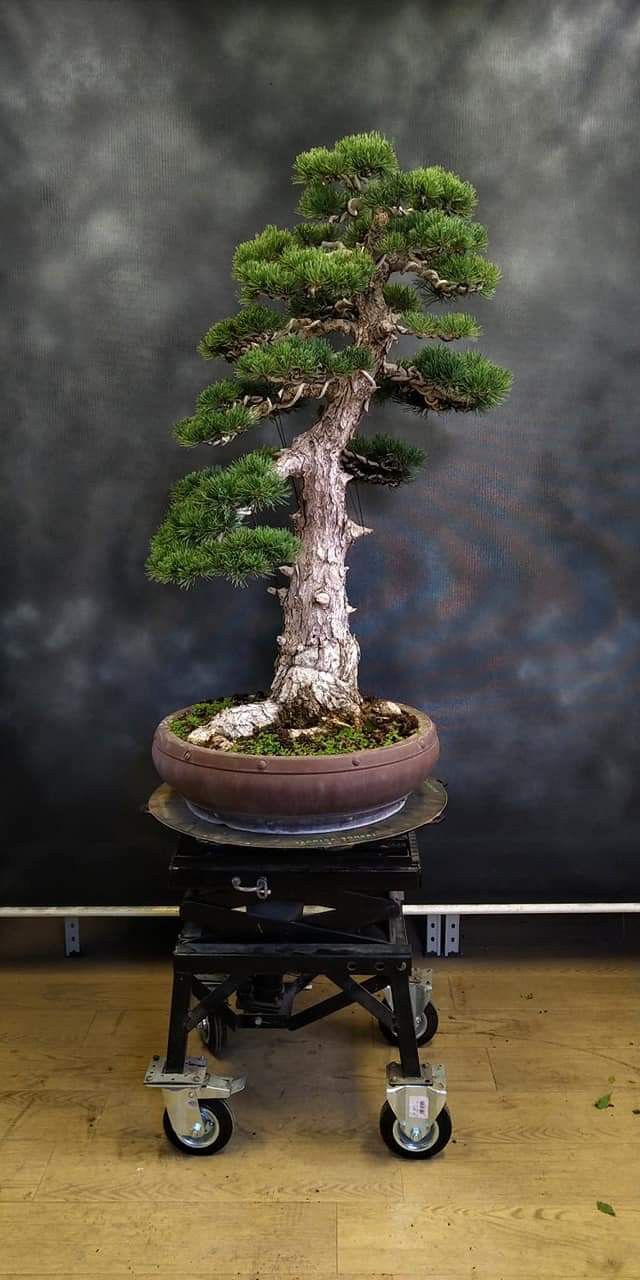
[378,1000,439,1047]
[198,1012,228,1057]
[162,1099,234,1155]
[379,1102,452,1160]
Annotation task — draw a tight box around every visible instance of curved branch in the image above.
[382,361,474,412]
[284,315,356,339]
[378,252,480,297]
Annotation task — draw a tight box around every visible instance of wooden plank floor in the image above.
[0,925,638,1278]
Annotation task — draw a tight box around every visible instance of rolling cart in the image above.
[144,779,452,1160]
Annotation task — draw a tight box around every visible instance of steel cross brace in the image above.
[287,973,393,1031]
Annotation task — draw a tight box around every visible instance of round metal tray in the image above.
[147,778,447,851]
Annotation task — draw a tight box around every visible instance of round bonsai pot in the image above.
[151,703,439,835]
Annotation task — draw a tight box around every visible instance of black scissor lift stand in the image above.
[145,782,452,1160]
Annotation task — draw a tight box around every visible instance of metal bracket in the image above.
[231,876,271,900]
[385,1060,447,1141]
[144,1055,247,1141]
[144,1055,209,1087]
[383,969,433,1023]
[423,913,462,956]
[444,913,461,955]
[425,913,442,955]
[64,916,80,956]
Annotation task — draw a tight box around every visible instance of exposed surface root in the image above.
[182,695,418,755]
[187,699,278,749]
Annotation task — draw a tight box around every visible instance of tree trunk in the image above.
[270,376,371,722]
[187,291,392,747]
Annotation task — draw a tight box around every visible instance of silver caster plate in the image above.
[145,1055,246,1154]
[380,1061,452,1159]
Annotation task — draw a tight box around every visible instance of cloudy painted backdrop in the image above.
[1,0,639,903]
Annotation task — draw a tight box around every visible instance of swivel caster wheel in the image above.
[378,1000,439,1048]
[379,1102,452,1160]
[198,1012,228,1057]
[163,1098,234,1155]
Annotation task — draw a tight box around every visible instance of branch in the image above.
[274,446,306,480]
[283,315,356,339]
[346,517,373,540]
[382,361,471,411]
[385,258,474,297]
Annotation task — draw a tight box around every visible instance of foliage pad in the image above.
[149,132,511,593]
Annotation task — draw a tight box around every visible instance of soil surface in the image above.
[169,696,419,756]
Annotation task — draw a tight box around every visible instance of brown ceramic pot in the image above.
[151,703,439,835]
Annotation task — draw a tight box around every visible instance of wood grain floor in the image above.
[0,930,638,1278]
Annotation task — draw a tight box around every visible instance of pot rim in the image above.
[153,702,437,776]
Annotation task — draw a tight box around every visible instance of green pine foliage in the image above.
[174,380,259,447]
[148,525,300,589]
[294,220,340,246]
[234,336,373,390]
[361,166,477,217]
[234,240,376,308]
[399,311,481,341]
[401,348,512,411]
[296,181,347,220]
[292,132,398,185]
[149,133,511,590]
[422,253,502,296]
[376,230,407,256]
[147,450,299,587]
[403,209,487,255]
[175,401,258,447]
[198,305,282,360]
[366,210,488,261]
[173,449,289,519]
[233,225,295,267]
[345,433,425,484]
[382,283,421,311]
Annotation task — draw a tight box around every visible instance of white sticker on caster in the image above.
[408,1096,428,1119]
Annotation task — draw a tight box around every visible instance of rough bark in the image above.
[187,699,279,747]
[187,283,394,747]
[269,376,372,722]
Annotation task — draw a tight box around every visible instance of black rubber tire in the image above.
[379,1101,452,1159]
[162,1099,234,1155]
[199,1012,228,1057]
[378,1000,439,1047]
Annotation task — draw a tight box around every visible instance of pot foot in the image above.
[184,795,408,835]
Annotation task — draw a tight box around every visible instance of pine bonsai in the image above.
[148,132,511,749]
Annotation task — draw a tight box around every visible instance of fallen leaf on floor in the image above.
[594,1093,613,1109]
[597,1201,616,1217]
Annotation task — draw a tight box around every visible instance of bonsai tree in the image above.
[148,132,511,748]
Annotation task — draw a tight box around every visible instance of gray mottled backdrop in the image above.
[1,0,639,903]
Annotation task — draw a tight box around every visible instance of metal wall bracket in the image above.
[424,914,442,955]
[423,913,461,956]
[64,916,80,956]
[444,913,461,956]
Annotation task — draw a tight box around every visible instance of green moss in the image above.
[169,699,234,739]
[231,722,406,756]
